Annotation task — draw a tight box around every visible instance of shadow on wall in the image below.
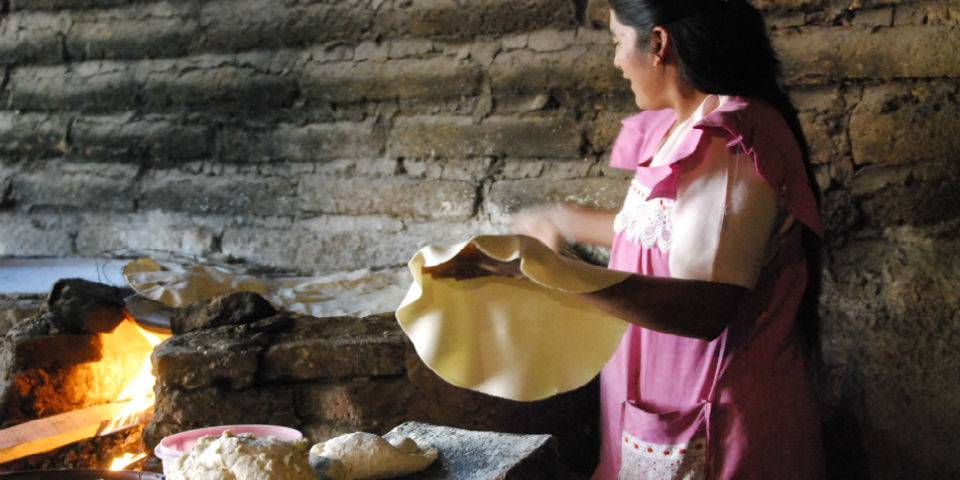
[823,408,870,480]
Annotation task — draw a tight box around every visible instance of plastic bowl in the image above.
[0,471,163,479]
[154,424,304,475]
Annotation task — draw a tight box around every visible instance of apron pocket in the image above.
[619,401,708,480]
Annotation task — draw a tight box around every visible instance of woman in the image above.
[438,0,825,477]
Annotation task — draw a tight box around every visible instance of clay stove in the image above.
[0,275,600,477]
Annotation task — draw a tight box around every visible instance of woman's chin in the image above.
[629,88,650,110]
[633,96,649,111]
[633,94,669,112]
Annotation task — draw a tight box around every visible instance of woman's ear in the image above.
[649,27,670,66]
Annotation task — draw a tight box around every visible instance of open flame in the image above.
[100,315,169,433]
[100,313,170,470]
[108,452,148,471]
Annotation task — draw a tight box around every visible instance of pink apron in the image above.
[593,97,825,479]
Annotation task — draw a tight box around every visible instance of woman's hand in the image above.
[511,204,618,251]
[510,206,566,252]
[422,244,523,281]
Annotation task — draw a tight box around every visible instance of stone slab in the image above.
[383,422,563,480]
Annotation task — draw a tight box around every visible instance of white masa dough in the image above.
[397,234,631,401]
[310,432,438,480]
[167,432,314,480]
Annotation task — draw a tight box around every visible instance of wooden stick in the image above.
[0,401,139,464]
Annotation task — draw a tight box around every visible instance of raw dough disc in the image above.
[396,235,630,401]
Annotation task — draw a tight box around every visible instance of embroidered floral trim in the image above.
[613,178,675,251]
[619,432,706,480]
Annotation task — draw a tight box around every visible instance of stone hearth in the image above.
[0,278,598,476]
[145,290,599,476]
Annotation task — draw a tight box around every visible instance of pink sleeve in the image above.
[696,103,823,237]
[669,134,782,289]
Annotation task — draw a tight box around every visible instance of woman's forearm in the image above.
[549,205,618,249]
[510,203,741,339]
[579,274,747,340]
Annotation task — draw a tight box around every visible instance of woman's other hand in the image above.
[422,244,523,281]
[510,207,566,252]
[511,204,618,252]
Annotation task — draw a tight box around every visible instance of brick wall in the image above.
[0,0,958,477]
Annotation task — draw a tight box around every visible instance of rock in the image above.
[294,377,411,426]
[153,315,292,390]
[171,291,278,334]
[0,296,45,336]
[46,278,131,335]
[259,314,407,382]
[383,422,563,480]
[144,385,301,449]
[0,314,104,427]
[2,314,103,371]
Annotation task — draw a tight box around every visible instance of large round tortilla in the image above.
[396,235,630,402]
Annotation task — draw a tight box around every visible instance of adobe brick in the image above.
[139,170,297,216]
[388,114,582,159]
[301,58,483,103]
[850,81,960,166]
[8,62,139,111]
[11,56,299,112]
[789,86,846,166]
[11,161,137,212]
[485,178,629,218]
[490,45,623,94]
[0,112,68,157]
[751,0,826,9]
[775,26,960,84]
[196,0,372,52]
[376,0,577,39]
[142,63,298,111]
[589,111,631,153]
[67,12,196,60]
[10,0,126,9]
[72,114,211,161]
[895,2,960,27]
[298,177,477,220]
[74,212,218,256]
[220,216,496,273]
[854,163,960,227]
[0,12,67,64]
[0,213,77,256]
[222,121,384,163]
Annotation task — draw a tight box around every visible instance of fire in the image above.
[109,452,147,471]
[100,313,170,469]
[100,316,169,433]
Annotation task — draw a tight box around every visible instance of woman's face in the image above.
[610,11,666,110]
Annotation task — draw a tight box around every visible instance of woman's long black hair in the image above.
[609,0,824,362]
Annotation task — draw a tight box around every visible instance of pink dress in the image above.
[593,96,825,479]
